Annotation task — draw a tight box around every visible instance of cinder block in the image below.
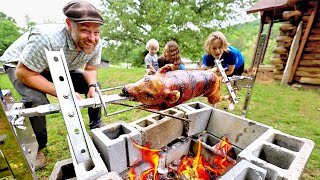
[199,133,242,158]
[97,172,123,180]
[50,158,76,180]
[92,121,142,173]
[189,138,236,170]
[220,160,267,180]
[176,101,213,136]
[238,129,315,180]
[163,137,191,166]
[130,108,184,149]
[206,108,271,149]
[68,135,108,180]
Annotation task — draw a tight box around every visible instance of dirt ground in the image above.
[246,69,320,90]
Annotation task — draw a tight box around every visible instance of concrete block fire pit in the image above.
[220,159,267,180]
[91,121,142,173]
[60,101,314,180]
[130,108,184,149]
[176,101,213,136]
[206,108,272,149]
[237,129,315,180]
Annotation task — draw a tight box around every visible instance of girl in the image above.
[201,31,245,110]
[158,40,185,70]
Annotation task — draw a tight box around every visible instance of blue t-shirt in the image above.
[202,45,244,69]
[179,64,186,70]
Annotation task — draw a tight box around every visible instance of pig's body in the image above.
[122,64,221,110]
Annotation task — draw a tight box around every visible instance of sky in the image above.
[0,0,102,27]
[0,0,257,29]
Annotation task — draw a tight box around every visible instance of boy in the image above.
[144,39,159,75]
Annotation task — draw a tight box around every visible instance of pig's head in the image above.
[121,74,180,107]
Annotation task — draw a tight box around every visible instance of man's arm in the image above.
[83,63,98,98]
[15,61,57,97]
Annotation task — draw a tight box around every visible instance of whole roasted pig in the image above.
[121,64,221,110]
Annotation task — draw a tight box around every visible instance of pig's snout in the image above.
[120,86,130,97]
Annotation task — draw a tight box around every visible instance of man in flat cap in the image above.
[0,1,105,169]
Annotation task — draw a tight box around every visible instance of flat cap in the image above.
[63,1,104,24]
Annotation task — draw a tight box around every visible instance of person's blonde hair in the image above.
[146,38,159,51]
[204,31,229,55]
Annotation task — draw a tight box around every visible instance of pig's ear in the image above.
[164,90,180,104]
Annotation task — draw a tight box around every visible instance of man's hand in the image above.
[83,63,99,98]
[87,86,98,98]
[75,92,83,100]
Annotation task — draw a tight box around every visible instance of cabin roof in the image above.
[247,0,291,14]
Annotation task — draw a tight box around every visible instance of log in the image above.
[273,68,284,75]
[312,22,320,28]
[273,53,289,60]
[258,65,274,72]
[279,23,297,33]
[307,0,317,7]
[274,74,283,80]
[275,64,285,70]
[295,71,320,78]
[304,28,320,35]
[308,35,320,41]
[285,30,298,36]
[273,46,288,54]
[276,36,293,47]
[302,21,320,29]
[304,47,320,53]
[299,60,320,66]
[298,77,320,85]
[283,10,302,21]
[301,15,320,23]
[296,66,320,72]
[302,16,310,23]
[276,36,293,43]
[270,57,286,64]
[302,54,320,60]
[288,0,299,6]
[282,21,302,86]
[305,41,320,48]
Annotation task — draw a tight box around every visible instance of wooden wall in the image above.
[271,0,320,85]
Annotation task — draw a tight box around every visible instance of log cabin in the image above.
[247,0,320,86]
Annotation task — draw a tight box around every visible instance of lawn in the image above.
[1,67,319,179]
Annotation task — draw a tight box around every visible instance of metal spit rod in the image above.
[110,102,191,123]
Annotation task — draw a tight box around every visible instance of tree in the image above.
[100,0,258,66]
[0,12,21,56]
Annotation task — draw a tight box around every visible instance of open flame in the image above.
[128,137,236,180]
[128,142,161,180]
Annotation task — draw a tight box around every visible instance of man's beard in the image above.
[77,40,97,54]
[71,31,98,54]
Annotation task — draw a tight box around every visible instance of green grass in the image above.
[1,67,319,179]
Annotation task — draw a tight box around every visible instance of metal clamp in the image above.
[214,59,238,104]
[94,86,108,116]
[12,116,27,130]
[229,76,253,89]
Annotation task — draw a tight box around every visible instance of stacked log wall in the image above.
[271,21,296,80]
[296,0,320,85]
[271,0,320,85]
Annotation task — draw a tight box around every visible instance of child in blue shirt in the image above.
[201,31,245,110]
[201,32,244,76]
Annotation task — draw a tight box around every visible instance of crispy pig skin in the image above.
[122,64,221,110]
